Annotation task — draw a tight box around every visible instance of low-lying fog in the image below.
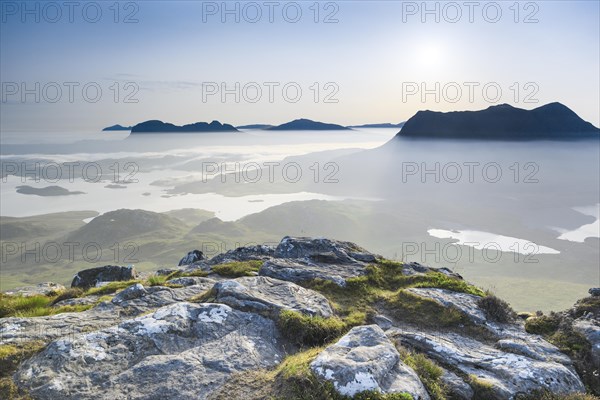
[1,128,598,312]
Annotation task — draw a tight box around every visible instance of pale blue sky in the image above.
[1,0,599,131]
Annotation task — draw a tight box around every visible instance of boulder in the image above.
[209,244,275,265]
[311,325,430,399]
[71,265,136,288]
[15,303,287,400]
[3,282,65,297]
[259,258,365,287]
[275,236,377,264]
[178,250,205,266]
[111,283,147,304]
[210,276,333,318]
[589,288,600,297]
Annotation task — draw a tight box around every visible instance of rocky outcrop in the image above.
[390,328,585,398]
[274,236,377,264]
[178,250,205,266]
[1,237,595,399]
[210,276,333,318]
[15,303,285,399]
[3,282,65,297]
[1,282,214,345]
[589,288,600,297]
[311,325,430,399]
[208,244,274,265]
[259,258,365,287]
[71,265,137,288]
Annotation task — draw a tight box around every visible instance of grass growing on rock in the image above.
[524,307,598,395]
[303,260,485,335]
[84,280,140,296]
[0,293,93,318]
[211,260,263,277]
[277,310,353,347]
[273,347,414,400]
[516,391,600,400]
[477,292,517,323]
[0,341,45,378]
[398,347,447,400]
[468,375,500,400]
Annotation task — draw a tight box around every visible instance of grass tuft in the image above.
[211,260,263,278]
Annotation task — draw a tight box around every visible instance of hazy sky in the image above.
[1,0,599,131]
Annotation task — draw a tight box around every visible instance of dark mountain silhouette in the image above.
[131,120,238,133]
[102,124,132,131]
[268,118,350,131]
[236,124,274,130]
[397,103,599,140]
[348,122,406,128]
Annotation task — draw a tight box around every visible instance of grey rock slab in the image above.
[15,303,287,400]
[389,328,585,398]
[405,288,572,365]
[275,236,377,265]
[259,258,365,287]
[211,276,333,318]
[311,325,430,399]
[573,318,600,366]
[1,283,214,345]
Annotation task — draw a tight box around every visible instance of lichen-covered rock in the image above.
[71,265,136,288]
[3,282,65,297]
[178,249,205,266]
[311,325,430,399]
[167,276,214,287]
[389,328,585,398]
[259,258,365,287]
[209,244,275,265]
[275,236,377,264]
[405,287,572,365]
[15,303,287,399]
[111,283,147,304]
[573,318,600,366]
[440,369,474,400]
[1,283,213,345]
[211,276,333,318]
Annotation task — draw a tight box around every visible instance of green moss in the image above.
[412,272,485,297]
[0,377,32,400]
[468,375,500,400]
[50,287,84,305]
[273,347,414,400]
[0,341,45,378]
[211,260,263,278]
[524,314,561,335]
[477,293,517,323]
[399,348,447,400]
[516,391,600,400]
[385,290,470,329]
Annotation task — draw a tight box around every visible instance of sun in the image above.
[418,44,443,67]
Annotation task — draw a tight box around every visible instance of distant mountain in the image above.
[102,124,132,131]
[236,124,274,130]
[348,122,406,128]
[131,120,238,133]
[268,118,350,131]
[397,103,599,140]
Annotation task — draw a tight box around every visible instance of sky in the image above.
[1,0,599,132]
